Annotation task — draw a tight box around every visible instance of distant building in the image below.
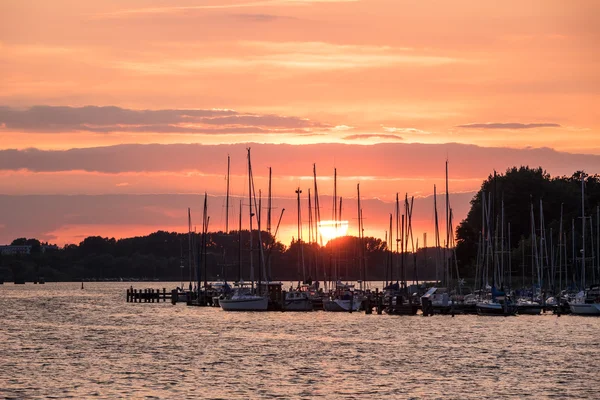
[0,245,32,255]
[41,244,59,253]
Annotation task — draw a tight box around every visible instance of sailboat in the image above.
[283,187,313,311]
[220,148,269,311]
[322,169,362,312]
[569,284,600,315]
[323,281,362,312]
[569,174,600,315]
[476,286,517,316]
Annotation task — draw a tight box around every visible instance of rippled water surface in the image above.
[1,282,599,399]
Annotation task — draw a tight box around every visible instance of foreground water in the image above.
[1,283,598,399]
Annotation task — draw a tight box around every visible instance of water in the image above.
[1,283,598,399]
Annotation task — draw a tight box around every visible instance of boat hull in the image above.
[323,298,361,312]
[516,304,543,315]
[569,303,600,315]
[384,304,419,315]
[220,296,268,311]
[284,299,313,311]
[476,302,517,316]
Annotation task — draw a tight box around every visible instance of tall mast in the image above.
[226,155,230,234]
[308,188,313,279]
[339,196,344,280]
[202,192,208,290]
[356,184,361,282]
[267,167,273,280]
[308,188,313,244]
[267,167,272,235]
[445,160,450,287]
[361,208,366,285]
[394,193,399,284]
[258,191,263,294]
[401,213,405,289]
[247,148,254,290]
[581,173,586,289]
[389,213,393,284]
[188,207,192,286]
[333,168,337,281]
[501,195,505,287]
[559,203,563,293]
[433,185,440,283]
[313,164,322,246]
[296,187,305,282]
[238,200,242,282]
[333,168,337,226]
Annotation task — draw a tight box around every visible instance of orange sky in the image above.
[0,0,598,245]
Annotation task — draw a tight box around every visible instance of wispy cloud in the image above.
[1,143,599,180]
[114,41,461,75]
[232,13,294,22]
[99,0,359,18]
[332,125,354,131]
[457,122,561,129]
[343,133,404,141]
[381,126,430,134]
[0,105,330,134]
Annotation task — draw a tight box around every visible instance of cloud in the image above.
[333,125,354,131]
[99,0,359,18]
[2,143,598,181]
[0,105,329,134]
[381,126,430,135]
[112,41,462,76]
[343,133,404,141]
[457,122,561,129]
[232,13,294,22]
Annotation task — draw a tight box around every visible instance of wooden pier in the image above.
[126,288,171,303]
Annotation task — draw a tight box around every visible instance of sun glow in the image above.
[318,220,349,243]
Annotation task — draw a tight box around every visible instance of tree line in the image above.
[0,231,445,283]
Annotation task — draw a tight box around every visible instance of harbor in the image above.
[124,280,584,317]
[2,281,599,399]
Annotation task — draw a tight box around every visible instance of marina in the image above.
[1,282,599,399]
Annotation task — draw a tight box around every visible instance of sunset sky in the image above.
[1,0,598,246]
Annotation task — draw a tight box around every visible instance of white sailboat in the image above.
[220,148,269,311]
[283,289,313,311]
[569,285,600,315]
[219,281,268,311]
[322,282,362,312]
[568,174,600,315]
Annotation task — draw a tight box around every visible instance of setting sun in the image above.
[317,220,349,243]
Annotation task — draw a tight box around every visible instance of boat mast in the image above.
[267,167,272,235]
[339,196,344,280]
[247,148,254,291]
[333,168,337,282]
[559,203,564,293]
[267,167,273,280]
[296,187,305,282]
[445,160,450,288]
[313,164,322,282]
[238,200,242,282]
[357,183,362,283]
[258,192,263,294]
[313,164,322,246]
[202,192,209,290]
[389,213,393,285]
[308,188,313,279]
[394,193,399,285]
[581,173,586,289]
[226,155,230,234]
[188,207,192,287]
